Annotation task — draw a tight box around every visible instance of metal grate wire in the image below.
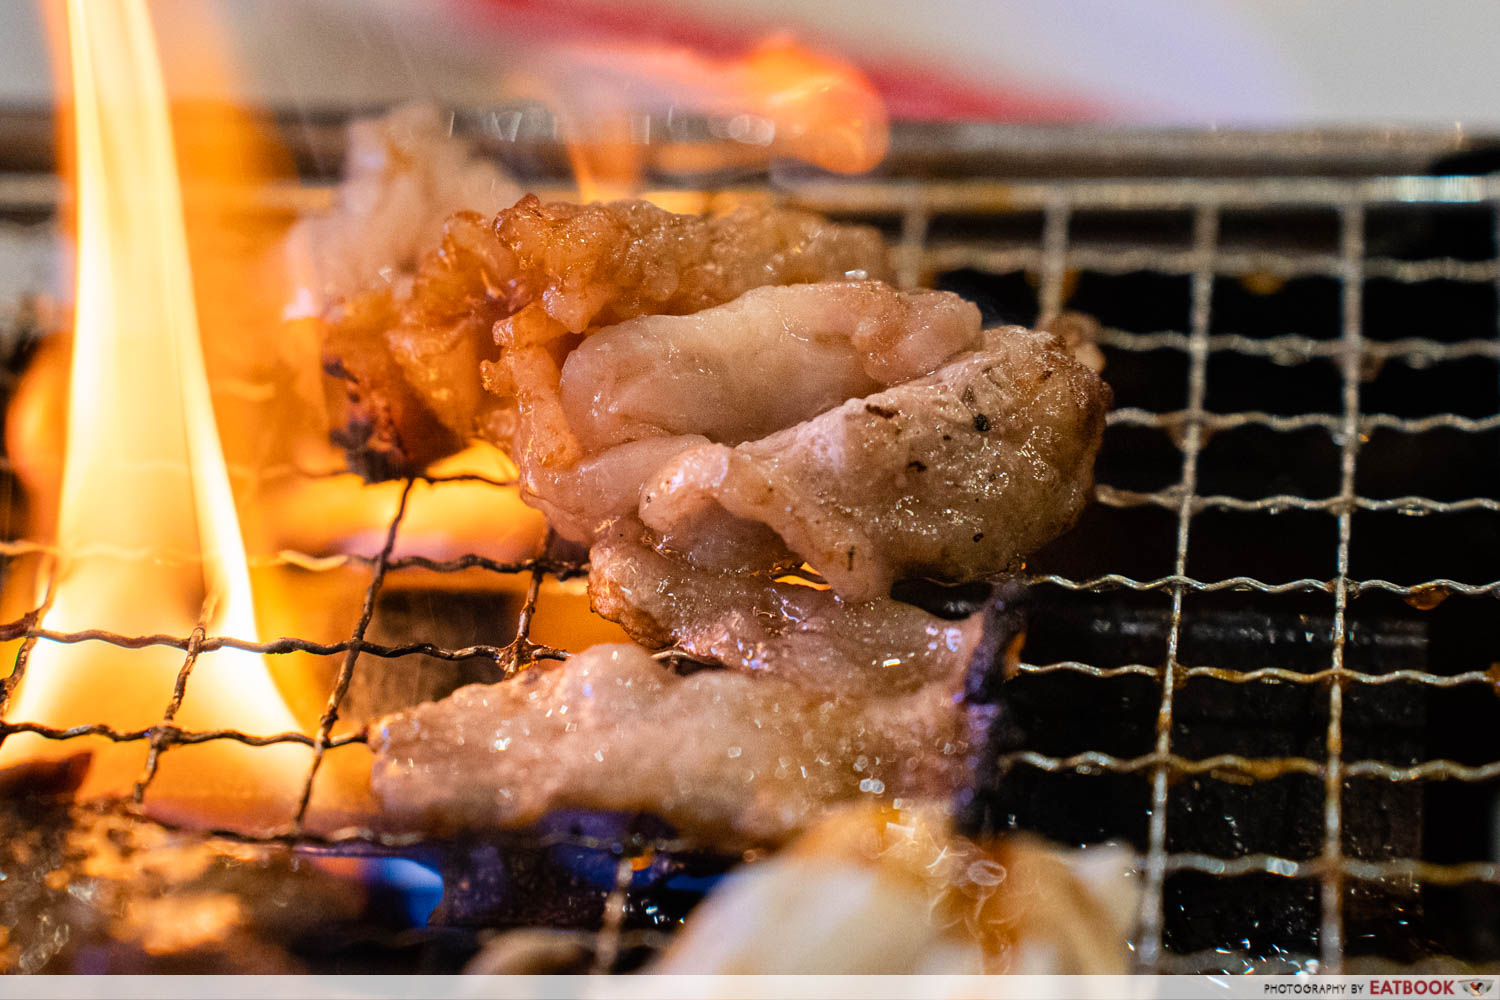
[0,171,1498,971]
[1133,201,1219,970]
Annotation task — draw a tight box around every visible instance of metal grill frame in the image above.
[3,170,1500,973]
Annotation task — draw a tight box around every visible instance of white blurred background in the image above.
[0,0,1497,128]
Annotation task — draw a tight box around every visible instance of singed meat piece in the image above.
[587,523,977,696]
[637,326,1110,601]
[317,208,527,476]
[523,282,982,547]
[383,211,524,444]
[320,288,463,479]
[285,105,525,477]
[307,183,892,475]
[370,641,980,846]
[559,281,980,452]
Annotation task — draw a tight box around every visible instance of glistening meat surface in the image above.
[370,638,986,846]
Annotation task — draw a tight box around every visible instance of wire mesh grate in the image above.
[0,170,1498,971]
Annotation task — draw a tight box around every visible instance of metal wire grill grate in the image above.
[1,169,1499,972]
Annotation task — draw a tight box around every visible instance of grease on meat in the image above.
[370,641,981,845]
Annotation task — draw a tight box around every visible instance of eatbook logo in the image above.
[1369,982,1491,996]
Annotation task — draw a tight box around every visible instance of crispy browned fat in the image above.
[320,196,892,476]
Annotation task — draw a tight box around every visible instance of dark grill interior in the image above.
[1,122,1499,973]
[941,184,1500,972]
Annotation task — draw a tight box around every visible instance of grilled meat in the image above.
[635,324,1110,601]
[297,158,892,475]
[370,639,980,845]
[587,524,981,696]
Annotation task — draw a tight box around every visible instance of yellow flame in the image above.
[0,0,308,832]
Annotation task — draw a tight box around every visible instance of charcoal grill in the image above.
[2,117,1500,974]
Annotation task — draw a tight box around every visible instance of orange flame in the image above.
[735,35,890,174]
[0,0,310,832]
[533,34,889,201]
